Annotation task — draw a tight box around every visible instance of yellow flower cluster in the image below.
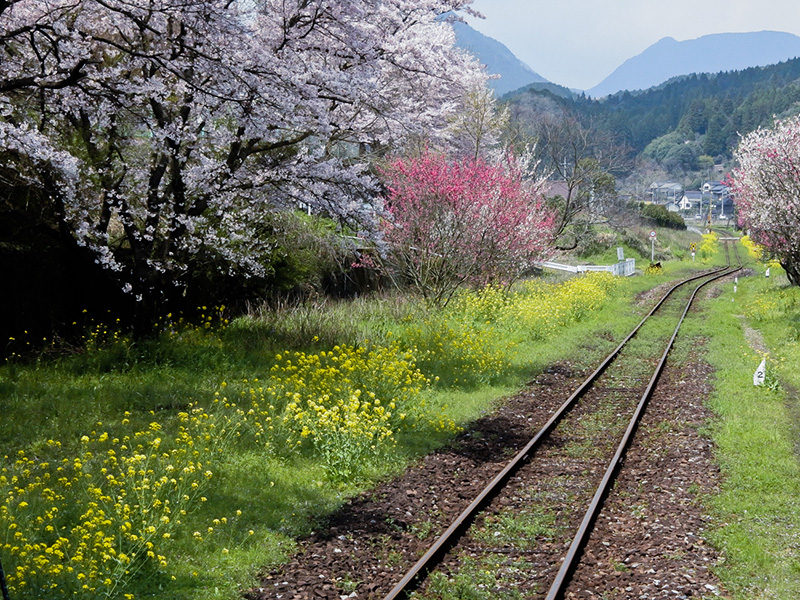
[741,235,781,269]
[398,274,620,386]
[156,306,230,340]
[402,285,517,387]
[741,235,764,261]
[217,344,456,480]
[698,232,719,261]
[644,263,663,275]
[744,287,798,323]
[511,272,620,340]
[0,408,234,598]
[403,318,513,387]
[83,319,130,353]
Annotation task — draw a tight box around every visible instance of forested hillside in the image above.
[505,57,800,169]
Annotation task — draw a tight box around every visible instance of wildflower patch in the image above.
[0,408,235,598]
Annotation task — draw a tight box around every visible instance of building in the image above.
[649,182,683,204]
[679,191,702,212]
[702,181,733,217]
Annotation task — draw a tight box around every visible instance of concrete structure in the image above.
[539,258,636,276]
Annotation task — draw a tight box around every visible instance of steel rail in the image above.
[382,261,735,600]
[545,242,741,599]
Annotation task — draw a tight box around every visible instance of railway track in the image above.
[381,241,742,600]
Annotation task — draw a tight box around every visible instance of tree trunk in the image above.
[782,259,800,287]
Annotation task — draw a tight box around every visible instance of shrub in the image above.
[640,203,686,230]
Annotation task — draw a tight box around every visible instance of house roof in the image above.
[650,182,683,192]
[703,181,730,195]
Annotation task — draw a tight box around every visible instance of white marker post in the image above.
[754,358,766,386]
[650,230,656,262]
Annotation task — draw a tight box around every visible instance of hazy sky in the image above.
[465,0,800,90]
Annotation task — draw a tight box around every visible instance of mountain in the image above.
[587,31,800,98]
[503,55,800,161]
[451,20,550,96]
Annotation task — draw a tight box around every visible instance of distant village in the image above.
[647,180,733,224]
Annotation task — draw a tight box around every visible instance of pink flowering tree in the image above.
[732,115,800,285]
[0,0,487,334]
[380,150,555,305]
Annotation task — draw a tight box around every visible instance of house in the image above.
[703,180,729,199]
[665,201,682,213]
[649,182,683,204]
[702,181,733,217]
[679,191,702,212]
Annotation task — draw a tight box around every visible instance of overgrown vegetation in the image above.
[7,234,800,600]
[3,264,676,600]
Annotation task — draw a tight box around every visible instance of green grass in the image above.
[577,222,713,265]
[0,232,740,600]
[700,256,800,599]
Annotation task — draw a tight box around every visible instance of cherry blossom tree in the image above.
[732,115,800,285]
[380,149,555,305]
[446,83,509,161]
[0,0,487,333]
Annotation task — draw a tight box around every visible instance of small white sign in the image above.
[617,247,625,261]
[766,268,771,278]
[753,358,766,386]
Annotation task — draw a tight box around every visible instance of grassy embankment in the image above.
[695,239,800,600]
[0,227,737,600]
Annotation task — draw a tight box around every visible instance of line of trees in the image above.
[504,57,800,185]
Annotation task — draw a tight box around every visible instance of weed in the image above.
[335,573,361,593]
[611,560,630,572]
[410,520,435,540]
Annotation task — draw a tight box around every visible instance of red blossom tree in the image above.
[380,150,555,305]
[732,115,800,285]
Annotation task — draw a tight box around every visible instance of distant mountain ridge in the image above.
[587,31,800,97]
[450,20,551,96]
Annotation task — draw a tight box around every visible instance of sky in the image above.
[464,0,800,91]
